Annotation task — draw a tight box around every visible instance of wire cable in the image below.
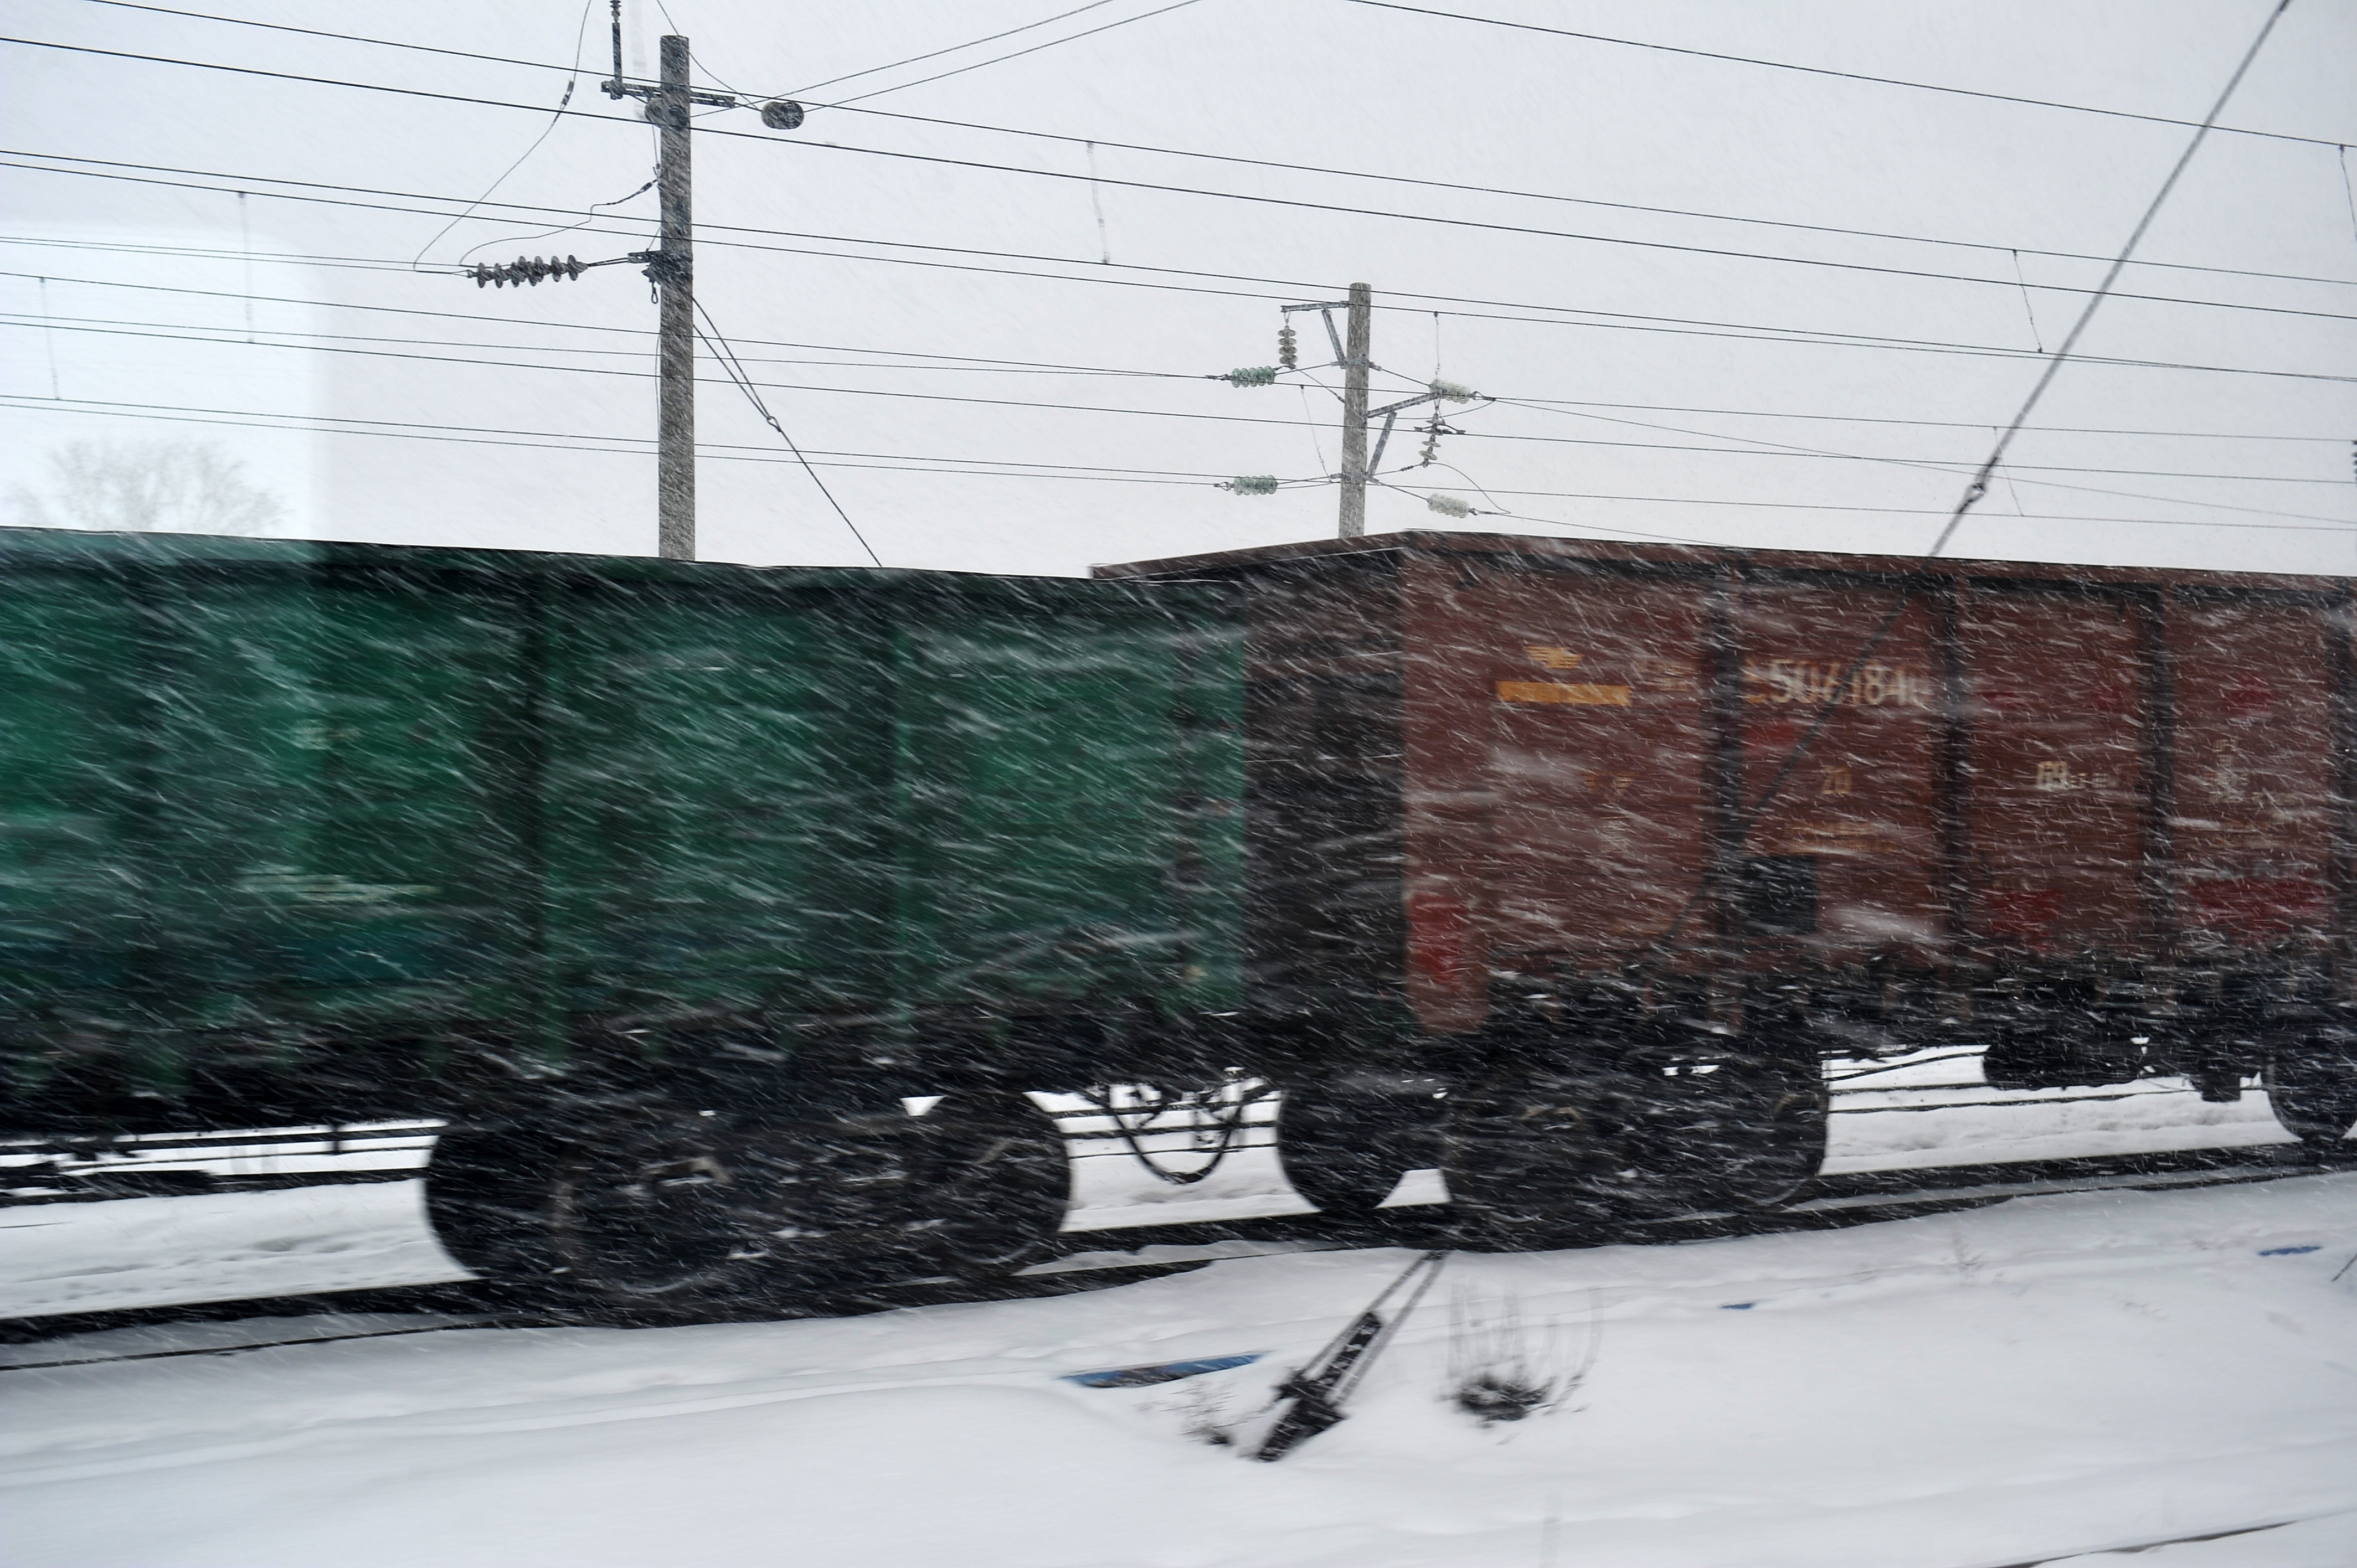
[70,0,2357,289]
[0,391,1305,486]
[691,300,882,565]
[831,0,1207,105]
[5,39,2349,323]
[5,390,2335,535]
[8,254,2343,449]
[10,155,2350,386]
[408,0,596,269]
[1928,0,2296,558]
[789,1,1121,95]
[1344,0,2348,150]
[10,314,2345,518]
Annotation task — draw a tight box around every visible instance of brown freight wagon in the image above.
[1100,530,2357,1244]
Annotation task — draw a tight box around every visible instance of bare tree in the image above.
[8,440,285,536]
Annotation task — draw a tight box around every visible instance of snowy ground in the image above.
[4,1174,2354,1567]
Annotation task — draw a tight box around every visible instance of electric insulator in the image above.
[1278,324,1298,370]
[1429,379,1478,403]
[1221,476,1280,496]
[469,255,588,288]
[1419,426,1442,466]
[1426,493,1473,518]
[1223,366,1278,388]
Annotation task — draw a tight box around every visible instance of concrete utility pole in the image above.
[1335,282,1372,540]
[471,4,811,564]
[652,34,696,561]
[1263,283,1481,538]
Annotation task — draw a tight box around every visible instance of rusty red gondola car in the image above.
[1099,530,2357,1239]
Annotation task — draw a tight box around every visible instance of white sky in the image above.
[2,0,2351,576]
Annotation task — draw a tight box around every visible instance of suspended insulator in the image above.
[1418,426,1442,466]
[1429,379,1478,403]
[1221,476,1280,496]
[1278,324,1298,370]
[469,255,589,288]
[1425,493,1473,518]
[1223,366,1279,388]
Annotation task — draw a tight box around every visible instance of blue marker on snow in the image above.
[1063,1353,1264,1389]
[2258,1245,2322,1256]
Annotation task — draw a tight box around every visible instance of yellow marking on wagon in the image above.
[1496,680,1633,706]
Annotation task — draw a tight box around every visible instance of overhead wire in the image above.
[6,39,2353,326]
[7,314,2346,517]
[692,298,883,565]
[0,391,1324,487]
[1342,0,2349,150]
[828,0,1208,105]
[6,256,2342,450]
[5,388,2336,537]
[788,0,1122,95]
[66,0,2357,290]
[1927,0,2296,558]
[9,154,2351,387]
[408,0,598,269]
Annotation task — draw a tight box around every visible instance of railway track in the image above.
[6,1141,2340,1368]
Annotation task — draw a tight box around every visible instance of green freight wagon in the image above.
[0,527,1281,1306]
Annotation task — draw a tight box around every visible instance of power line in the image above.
[17,307,2343,492]
[70,0,2357,290]
[0,392,1304,485]
[1928,0,2296,557]
[1367,477,2353,535]
[1500,394,2347,445]
[12,314,2346,518]
[8,38,2353,323]
[0,269,1211,379]
[7,260,2343,448]
[11,154,2350,385]
[788,1,1122,95]
[827,0,1207,105]
[6,392,2334,537]
[408,0,598,269]
[1343,0,2349,151]
[691,300,883,565]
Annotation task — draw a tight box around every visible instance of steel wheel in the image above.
[1443,1072,1626,1249]
[426,1104,778,1312]
[1689,1059,1828,1211]
[1277,1077,1443,1216]
[890,1095,1072,1281]
[2265,1039,2357,1152]
[543,1117,768,1302]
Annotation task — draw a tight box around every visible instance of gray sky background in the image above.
[2,0,2351,577]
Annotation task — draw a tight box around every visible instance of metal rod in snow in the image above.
[1254,1249,1448,1461]
[1926,0,2293,560]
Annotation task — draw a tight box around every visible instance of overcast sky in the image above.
[3,0,2351,577]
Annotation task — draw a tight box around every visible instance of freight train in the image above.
[4,527,2352,1308]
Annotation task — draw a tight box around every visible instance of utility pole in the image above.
[651,34,695,561]
[1336,282,1372,540]
[464,3,809,563]
[1262,283,1479,537]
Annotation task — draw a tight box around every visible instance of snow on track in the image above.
[4,1174,2354,1568]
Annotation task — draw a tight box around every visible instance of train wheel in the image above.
[1443,1072,1624,1249]
[1444,1056,1827,1249]
[1695,1059,1828,1211]
[1276,1078,1442,1216]
[425,1104,778,1313]
[888,1095,1072,1282]
[2265,1039,2357,1154]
